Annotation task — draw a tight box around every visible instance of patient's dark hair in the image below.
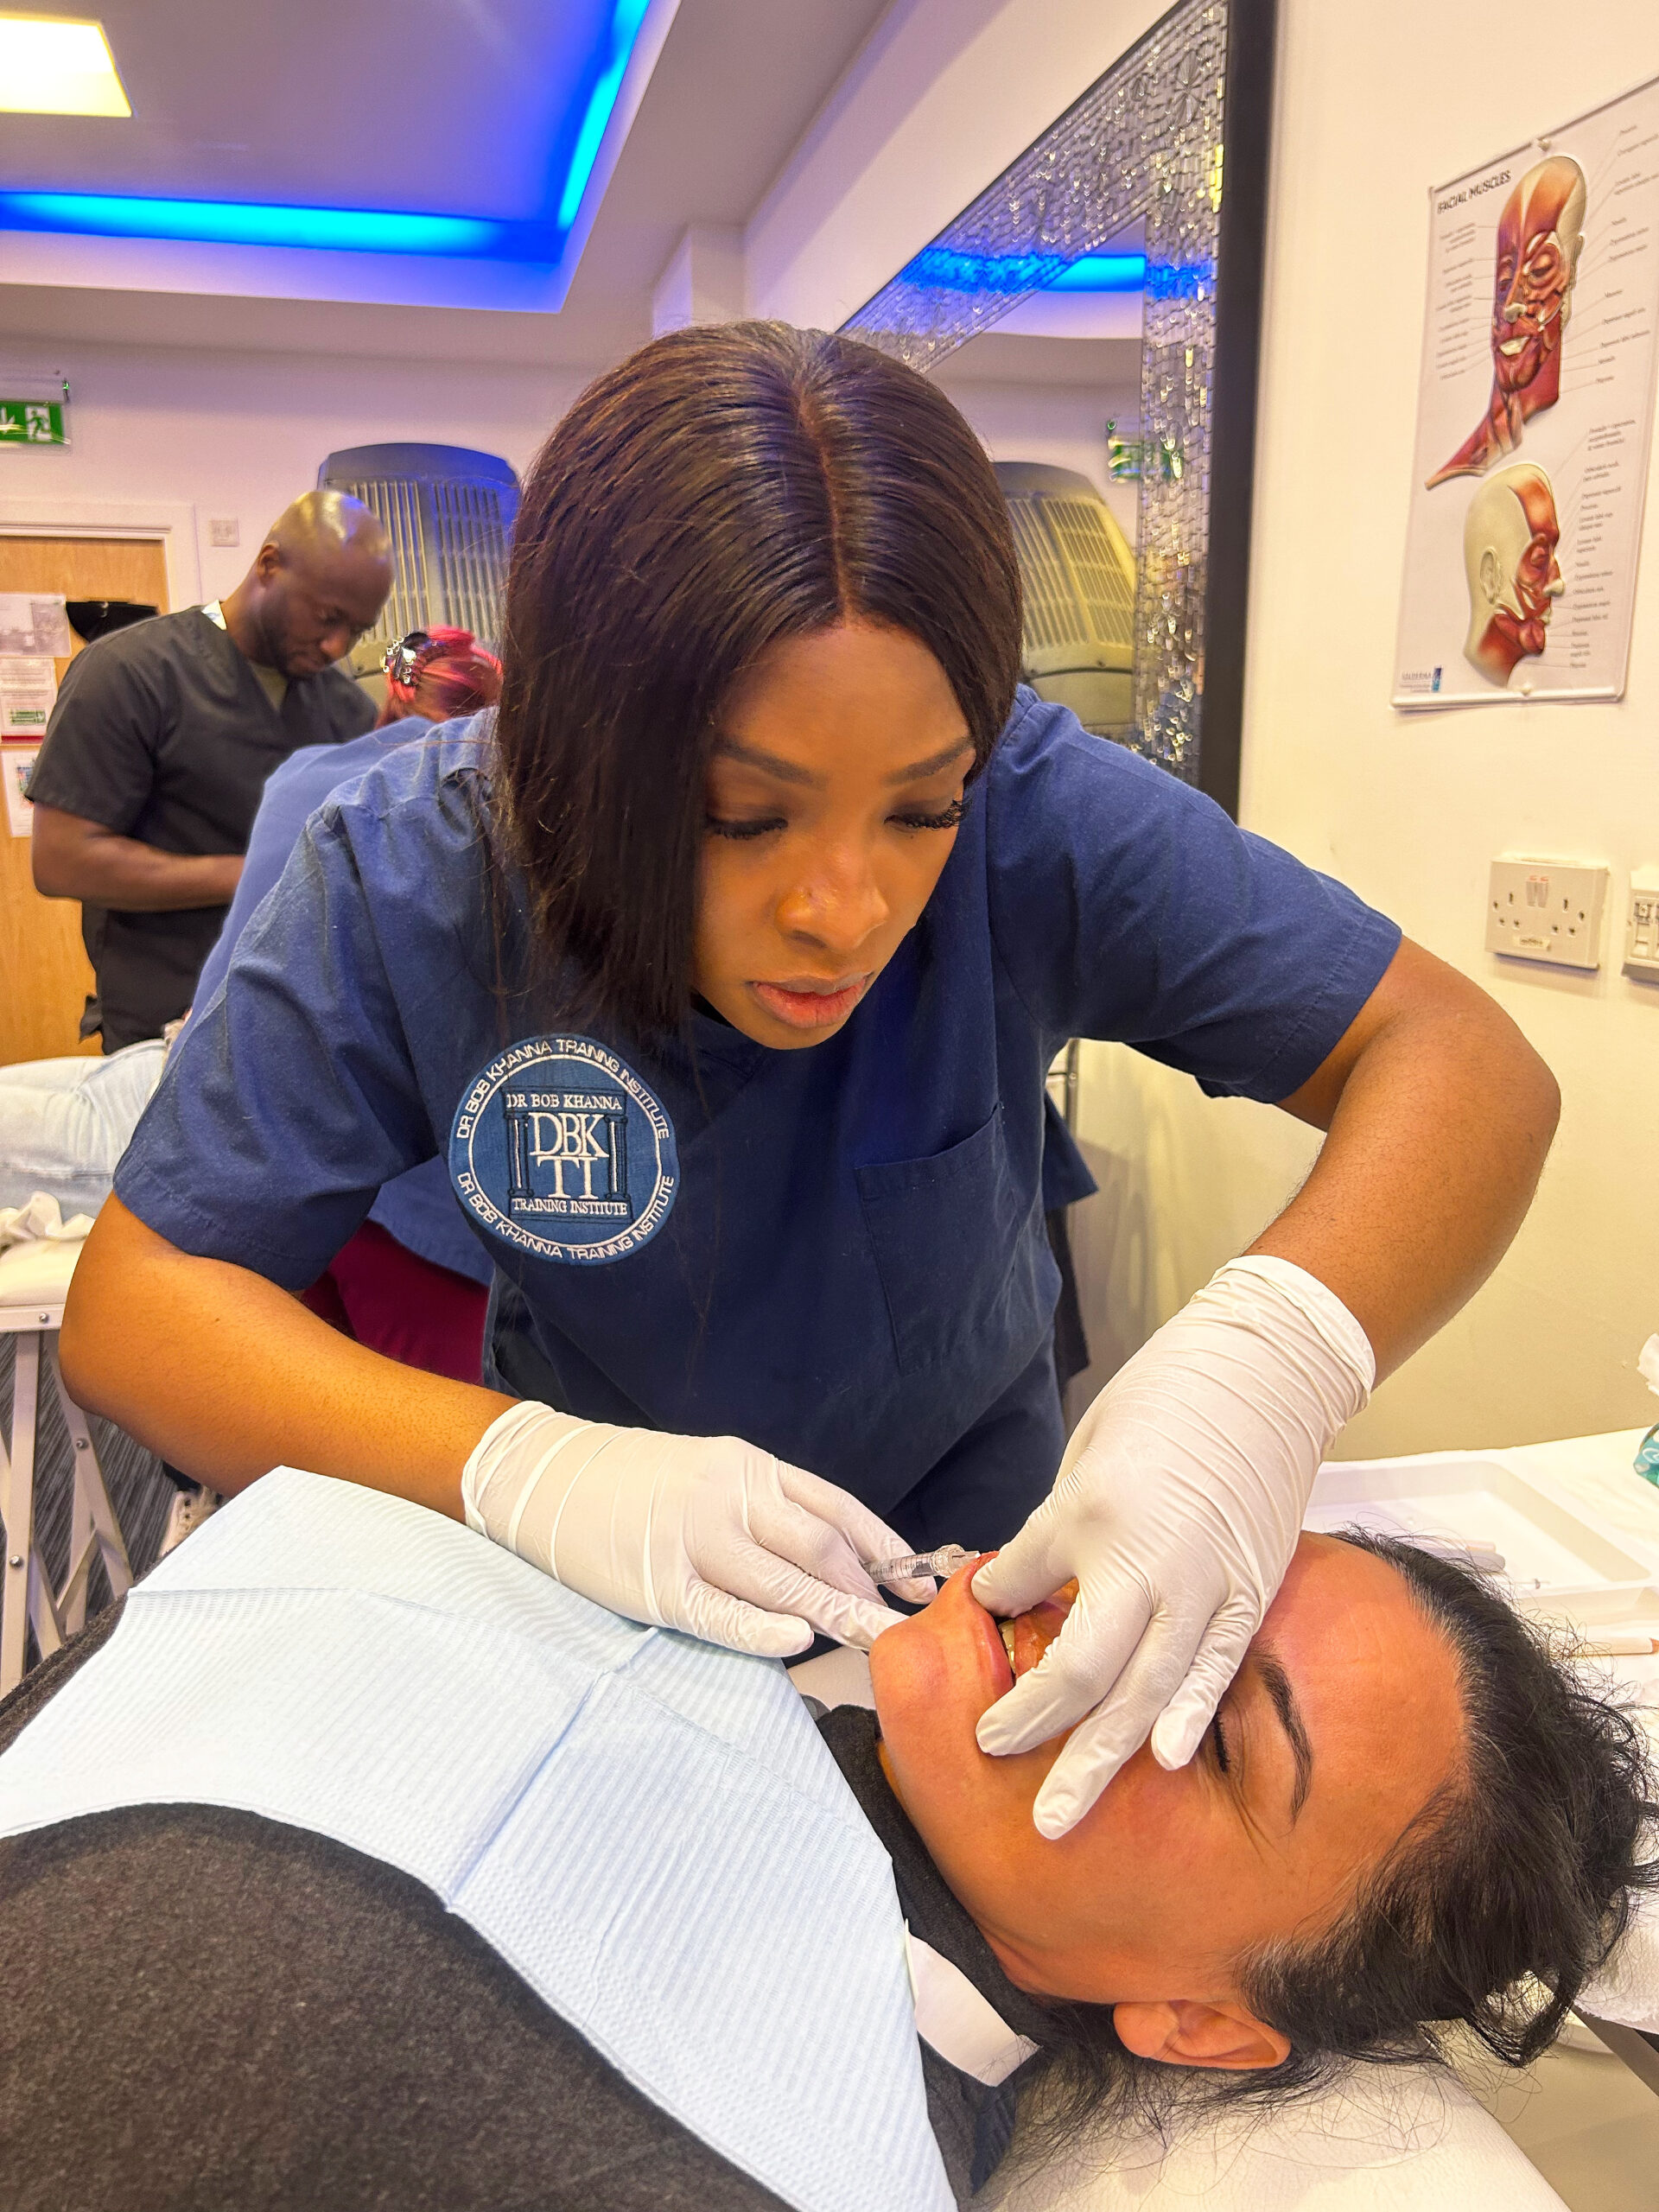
[492,320,1023,1039]
[1023,1531,1658,2142]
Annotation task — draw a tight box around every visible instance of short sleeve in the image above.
[24,633,170,833]
[116,802,441,1288]
[984,696,1402,1103]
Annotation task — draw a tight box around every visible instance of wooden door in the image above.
[0,535,170,1065]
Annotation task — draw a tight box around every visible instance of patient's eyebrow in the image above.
[1255,1652,1313,1821]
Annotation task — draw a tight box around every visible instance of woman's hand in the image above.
[969,1257,1374,1839]
[463,1403,927,1655]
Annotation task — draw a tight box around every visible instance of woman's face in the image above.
[869,1537,1465,2062]
[693,620,975,1048]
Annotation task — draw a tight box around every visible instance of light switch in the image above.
[207,517,239,548]
[1624,868,1659,982]
[1485,858,1608,970]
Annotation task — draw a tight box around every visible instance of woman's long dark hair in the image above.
[493,321,1023,1038]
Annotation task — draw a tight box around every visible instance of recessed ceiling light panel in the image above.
[0,0,678,304]
[0,11,131,116]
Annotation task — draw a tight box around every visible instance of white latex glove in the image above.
[972,1255,1374,1838]
[462,1402,929,1656]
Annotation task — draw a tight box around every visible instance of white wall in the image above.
[749,0,1659,1455]
[0,340,592,604]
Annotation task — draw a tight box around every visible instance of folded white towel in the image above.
[0,1192,95,1255]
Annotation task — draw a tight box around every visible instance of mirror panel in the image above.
[843,0,1274,817]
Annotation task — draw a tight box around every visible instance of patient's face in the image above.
[870,1536,1464,2014]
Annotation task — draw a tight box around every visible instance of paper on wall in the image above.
[1394,73,1659,708]
[0,594,71,657]
[0,654,56,737]
[3,744,38,838]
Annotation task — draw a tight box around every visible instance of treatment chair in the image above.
[0,1234,132,1693]
[975,2069,1575,2212]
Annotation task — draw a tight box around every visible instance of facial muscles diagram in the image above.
[1462,463,1564,685]
[1427,156,1587,488]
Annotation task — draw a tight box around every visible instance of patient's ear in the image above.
[1112,1999,1291,2072]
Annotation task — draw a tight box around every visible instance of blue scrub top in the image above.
[188,721,492,1287]
[118,692,1401,1548]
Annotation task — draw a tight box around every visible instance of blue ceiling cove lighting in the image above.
[0,193,506,257]
[1,0,658,264]
[556,0,651,228]
[907,246,1149,294]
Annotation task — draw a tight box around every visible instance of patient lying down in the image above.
[874,1534,1656,2139]
[0,1509,1652,2212]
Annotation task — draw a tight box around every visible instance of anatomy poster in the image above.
[1394,74,1659,708]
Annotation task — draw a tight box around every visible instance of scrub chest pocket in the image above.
[856,1108,1051,1378]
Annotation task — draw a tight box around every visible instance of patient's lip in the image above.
[971,1586,1014,1693]
[951,1557,1015,1694]
[1002,1581,1079,1681]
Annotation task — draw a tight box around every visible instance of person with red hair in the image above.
[379,626,504,728]
[185,628,505,1385]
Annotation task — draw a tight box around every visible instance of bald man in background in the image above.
[29,492,393,1051]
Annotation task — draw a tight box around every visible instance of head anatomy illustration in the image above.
[1462,462,1564,686]
[1427,156,1587,488]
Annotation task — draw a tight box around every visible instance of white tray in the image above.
[1305,1454,1656,1609]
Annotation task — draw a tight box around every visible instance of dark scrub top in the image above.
[187,719,493,1287]
[0,1612,1033,2211]
[116,691,1401,1548]
[24,607,376,1050]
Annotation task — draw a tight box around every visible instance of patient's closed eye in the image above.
[1208,1712,1231,1777]
[1255,1652,1314,1821]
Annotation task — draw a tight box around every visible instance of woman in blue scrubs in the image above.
[62,325,1559,1838]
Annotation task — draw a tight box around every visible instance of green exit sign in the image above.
[0,398,68,447]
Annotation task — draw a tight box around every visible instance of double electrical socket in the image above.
[1485,859,1607,970]
[1485,856,1659,979]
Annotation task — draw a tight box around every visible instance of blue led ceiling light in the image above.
[1,0,660,264]
[556,0,651,229]
[0,193,507,257]
[906,246,1148,294]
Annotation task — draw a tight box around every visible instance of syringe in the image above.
[870,1543,974,1587]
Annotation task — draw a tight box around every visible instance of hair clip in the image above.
[383,630,435,687]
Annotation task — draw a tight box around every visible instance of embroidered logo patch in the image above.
[449,1034,678,1265]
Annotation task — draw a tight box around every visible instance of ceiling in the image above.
[0,0,893,365]
[3,1,632,219]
